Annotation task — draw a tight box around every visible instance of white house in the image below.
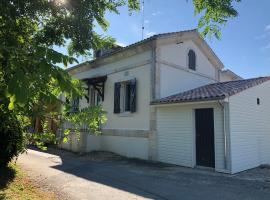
[60,29,270,174]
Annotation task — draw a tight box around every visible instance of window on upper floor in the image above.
[188,49,196,71]
[114,79,136,114]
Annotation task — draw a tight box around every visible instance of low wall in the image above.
[58,129,150,160]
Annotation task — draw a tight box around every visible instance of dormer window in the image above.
[188,49,196,70]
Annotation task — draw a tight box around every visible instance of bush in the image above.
[26,132,57,151]
[0,109,26,167]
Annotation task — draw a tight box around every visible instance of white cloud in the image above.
[152,11,163,16]
[254,24,270,41]
[130,24,141,36]
[254,34,267,40]
[144,20,150,24]
[265,24,270,31]
[145,31,156,37]
[265,43,270,49]
[116,42,127,47]
[260,43,270,51]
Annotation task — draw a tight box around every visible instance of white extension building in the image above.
[60,29,270,174]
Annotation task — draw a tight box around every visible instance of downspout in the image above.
[218,99,228,170]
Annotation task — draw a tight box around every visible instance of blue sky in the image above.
[64,0,270,79]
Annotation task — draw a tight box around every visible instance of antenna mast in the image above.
[141,0,145,40]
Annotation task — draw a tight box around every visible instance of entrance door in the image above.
[195,108,215,168]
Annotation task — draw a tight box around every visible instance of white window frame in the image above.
[89,86,101,106]
[119,81,132,114]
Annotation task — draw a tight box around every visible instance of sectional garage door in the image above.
[156,106,193,167]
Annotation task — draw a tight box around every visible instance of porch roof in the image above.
[151,76,270,105]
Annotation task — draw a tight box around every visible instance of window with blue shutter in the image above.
[114,82,121,113]
[114,79,136,114]
[130,79,136,113]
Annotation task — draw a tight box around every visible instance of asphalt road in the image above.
[17,149,270,200]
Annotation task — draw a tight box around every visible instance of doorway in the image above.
[195,108,215,168]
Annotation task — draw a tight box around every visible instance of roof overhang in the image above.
[151,96,225,106]
[150,99,224,107]
[82,75,107,85]
[222,70,243,80]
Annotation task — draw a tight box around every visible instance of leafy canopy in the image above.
[0,0,140,115]
[193,0,241,39]
[0,0,240,115]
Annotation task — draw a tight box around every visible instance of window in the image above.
[89,86,101,106]
[70,98,79,113]
[114,79,136,114]
[188,49,196,70]
[257,98,260,105]
[121,81,131,112]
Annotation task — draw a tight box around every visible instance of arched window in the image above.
[188,49,196,70]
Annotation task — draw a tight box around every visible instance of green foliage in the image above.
[0,0,241,163]
[63,105,107,142]
[0,0,139,115]
[26,117,58,150]
[0,0,240,114]
[0,0,136,156]
[26,132,57,151]
[0,107,26,167]
[193,0,241,39]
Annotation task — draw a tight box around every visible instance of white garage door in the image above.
[156,106,193,167]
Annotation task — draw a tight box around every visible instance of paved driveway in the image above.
[18,148,270,200]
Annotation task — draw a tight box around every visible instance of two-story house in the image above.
[60,30,270,174]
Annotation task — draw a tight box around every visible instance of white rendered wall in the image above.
[159,64,216,98]
[158,40,218,78]
[72,51,152,130]
[157,40,219,98]
[220,73,236,82]
[86,134,148,159]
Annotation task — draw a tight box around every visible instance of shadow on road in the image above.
[27,146,270,200]
[28,146,172,199]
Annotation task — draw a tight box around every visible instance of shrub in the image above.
[26,132,57,151]
[0,109,26,167]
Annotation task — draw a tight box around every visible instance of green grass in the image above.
[0,163,56,200]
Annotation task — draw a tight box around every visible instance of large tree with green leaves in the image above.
[0,0,240,166]
[0,0,240,113]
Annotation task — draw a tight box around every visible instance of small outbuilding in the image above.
[152,77,270,174]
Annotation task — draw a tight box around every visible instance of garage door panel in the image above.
[157,107,193,167]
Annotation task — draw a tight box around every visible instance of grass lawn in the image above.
[0,163,56,200]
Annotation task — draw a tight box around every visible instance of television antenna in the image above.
[141,0,145,40]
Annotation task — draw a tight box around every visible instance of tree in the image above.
[0,0,240,166]
[0,0,240,112]
[0,0,140,166]
[193,0,241,39]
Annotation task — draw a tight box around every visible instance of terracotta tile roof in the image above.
[151,77,270,105]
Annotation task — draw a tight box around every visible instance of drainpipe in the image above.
[218,100,228,170]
